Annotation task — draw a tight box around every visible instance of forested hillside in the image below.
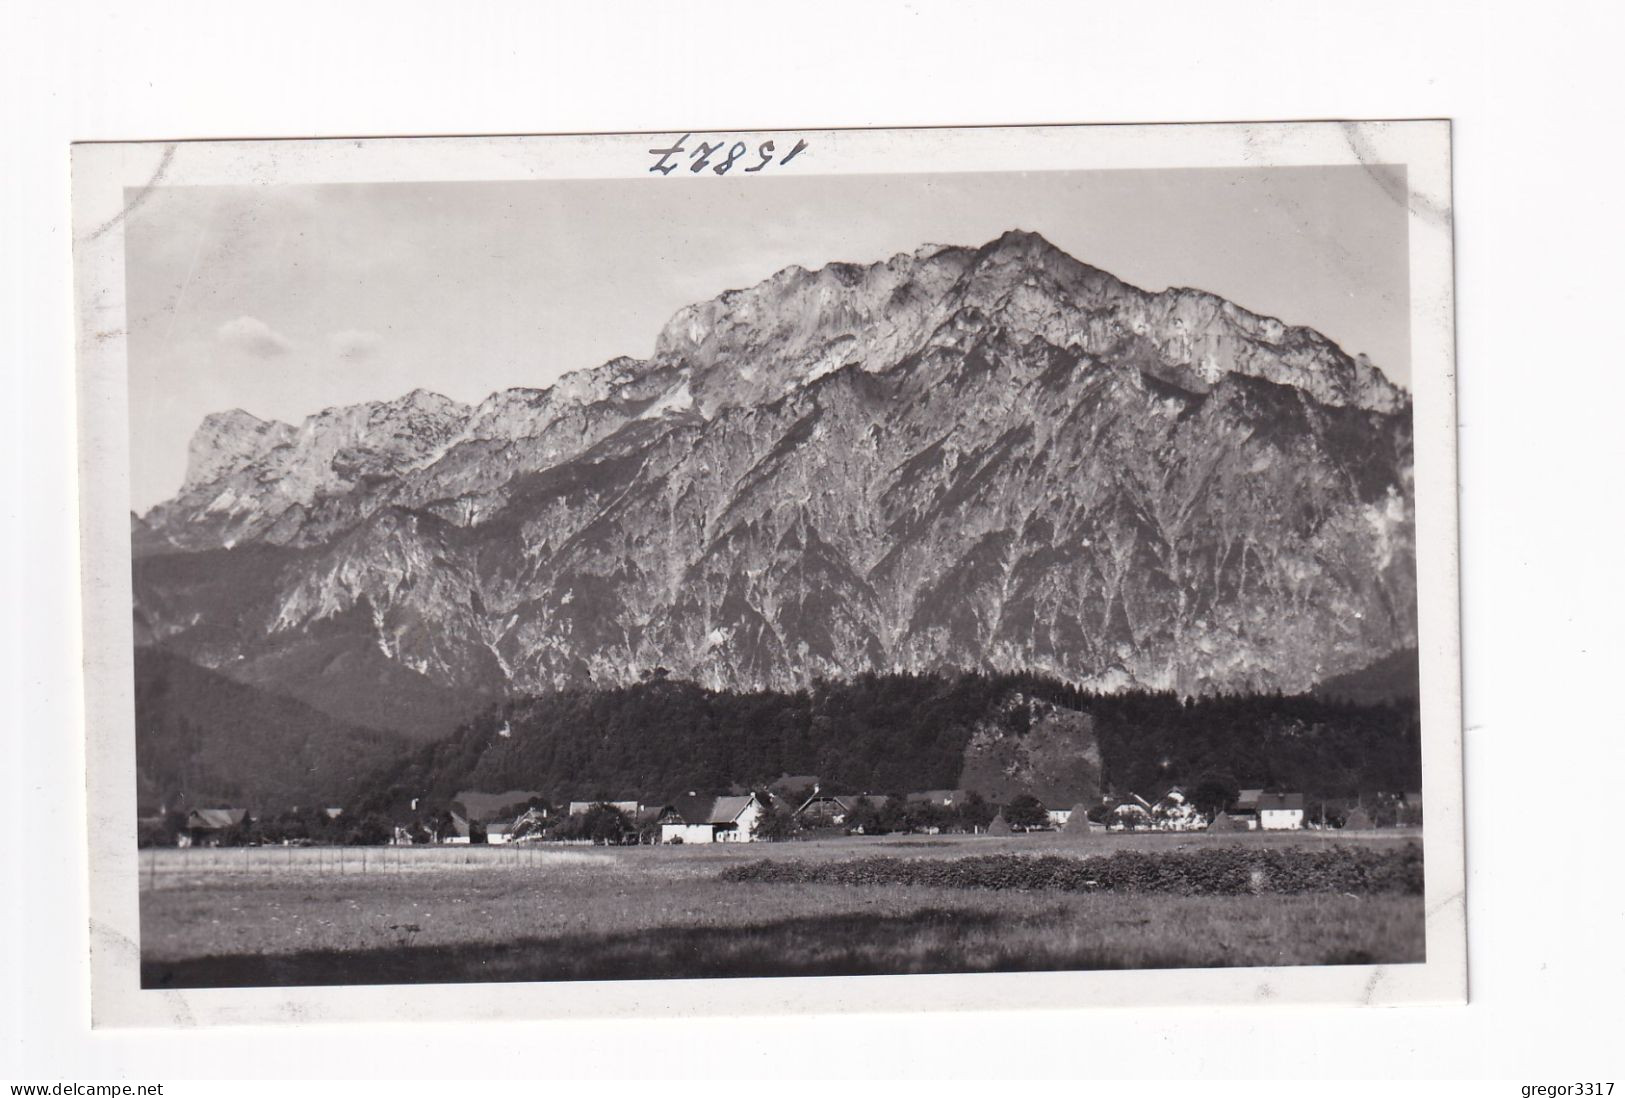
[354,671,1421,818]
[134,647,409,813]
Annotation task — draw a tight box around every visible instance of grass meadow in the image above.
[138,830,1425,988]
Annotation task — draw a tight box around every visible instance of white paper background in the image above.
[4,0,1622,1080]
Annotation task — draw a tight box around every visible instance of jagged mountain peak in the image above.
[182,408,297,491]
[138,231,1416,717]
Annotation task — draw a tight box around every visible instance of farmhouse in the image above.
[507,806,551,841]
[179,808,247,847]
[662,792,765,844]
[795,791,854,828]
[1256,792,1306,830]
[1109,803,1152,829]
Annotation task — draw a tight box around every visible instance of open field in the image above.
[139,830,1425,987]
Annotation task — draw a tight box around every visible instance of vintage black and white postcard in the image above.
[72,121,1463,1026]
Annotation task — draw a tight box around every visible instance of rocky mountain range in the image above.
[133,230,1415,741]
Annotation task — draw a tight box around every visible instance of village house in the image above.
[795,790,855,828]
[178,808,247,847]
[485,821,513,844]
[1255,792,1306,830]
[1045,807,1073,828]
[1109,801,1152,830]
[661,792,765,844]
[506,806,551,842]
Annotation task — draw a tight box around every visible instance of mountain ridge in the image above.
[134,231,1416,734]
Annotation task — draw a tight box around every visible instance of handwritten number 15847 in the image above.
[648,133,809,176]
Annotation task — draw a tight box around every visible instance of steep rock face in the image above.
[134,231,1416,731]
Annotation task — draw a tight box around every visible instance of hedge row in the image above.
[720,846,1424,896]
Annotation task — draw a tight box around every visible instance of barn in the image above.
[661,792,765,844]
[795,792,854,828]
[179,808,247,847]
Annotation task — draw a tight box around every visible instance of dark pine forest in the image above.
[353,668,1422,818]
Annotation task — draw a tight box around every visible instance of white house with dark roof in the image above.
[661,792,764,844]
[1255,792,1306,830]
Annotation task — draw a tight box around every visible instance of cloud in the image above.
[329,329,383,361]
[216,315,292,357]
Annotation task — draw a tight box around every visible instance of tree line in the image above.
[349,669,1421,827]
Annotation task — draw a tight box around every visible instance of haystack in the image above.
[1342,807,1375,830]
[984,813,1012,836]
[1062,804,1096,834]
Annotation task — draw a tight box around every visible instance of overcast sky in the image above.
[124,164,1409,512]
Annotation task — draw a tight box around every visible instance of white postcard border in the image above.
[71,119,1462,1028]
